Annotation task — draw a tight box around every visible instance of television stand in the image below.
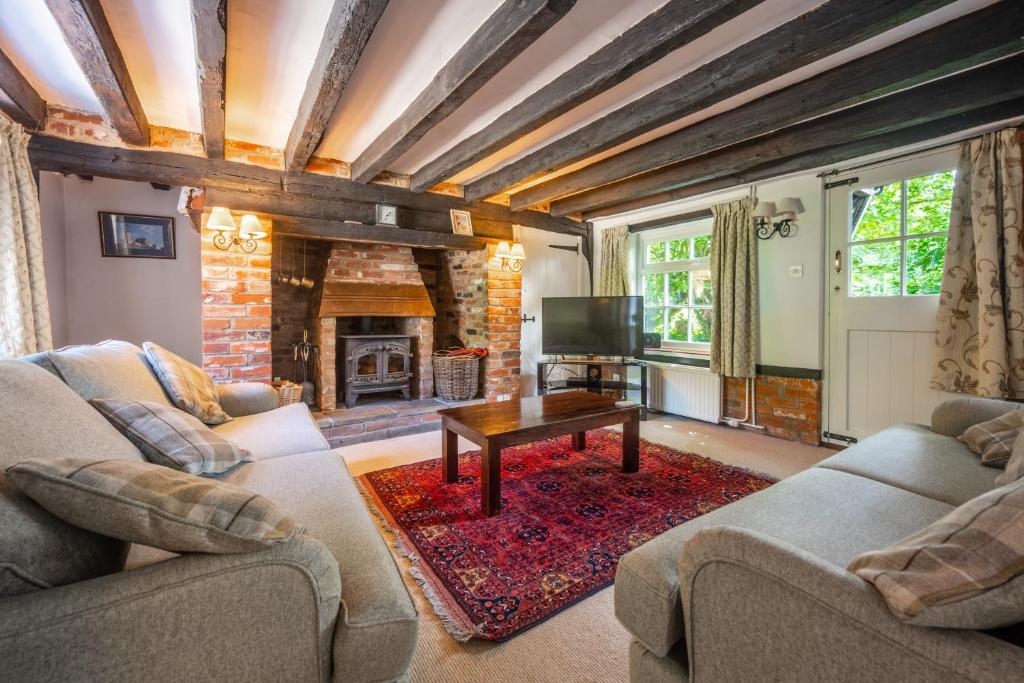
[537,358,648,420]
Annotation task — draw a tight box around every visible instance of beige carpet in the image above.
[337,413,831,683]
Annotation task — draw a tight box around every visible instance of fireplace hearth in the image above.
[341,334,412,408]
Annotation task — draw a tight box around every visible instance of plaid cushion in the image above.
[958,409,1024,467]
[143,342,231,425]
[849,477,1024,624]
[91,398,252,475]
[996,435,1024,486]
[6,458,297,553]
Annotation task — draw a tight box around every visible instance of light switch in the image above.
[789,265,803,277]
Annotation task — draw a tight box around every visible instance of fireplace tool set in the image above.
[292,330,318,406]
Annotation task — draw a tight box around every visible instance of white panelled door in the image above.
[825,150,959,444]
[518,226,588,396]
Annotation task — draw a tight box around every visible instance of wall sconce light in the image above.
[495,241,525,272]
[208,207,266,253]
[754,197,804,240]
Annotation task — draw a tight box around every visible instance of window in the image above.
[639,228,713,350]
[848,169,954,297]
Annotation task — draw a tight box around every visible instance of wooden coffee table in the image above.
[437,391,641,516]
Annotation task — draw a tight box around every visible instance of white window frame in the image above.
[634,218,714,354]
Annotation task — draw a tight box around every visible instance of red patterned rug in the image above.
[358,429,774,641]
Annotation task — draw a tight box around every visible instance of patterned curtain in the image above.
[932,128,1024,398]
[710,198,758,377]
[0,115,51,358]
[597,225,630,296]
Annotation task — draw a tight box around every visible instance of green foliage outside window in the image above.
[643,233,712,345]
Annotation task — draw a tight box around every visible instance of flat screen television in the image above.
[542,296,643,356]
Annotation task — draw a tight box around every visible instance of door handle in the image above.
[834,249,842,274]
[521,315,536,323]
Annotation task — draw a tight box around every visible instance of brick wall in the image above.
[271,236,327,382]
[484,243,522,401]
[201,212,273,383]
[435,249,488,350]
[722,375,822,445]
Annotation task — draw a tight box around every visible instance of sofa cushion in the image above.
[614,468,953,657]
[48,340,171,405]
[959,409,1024,467]
[850,476,1024,629]
[143,342,232,424]
[91,398,252,476]
[816,424,1000,506]
[213,403,329,460]
[223,450,418,683]
[997,435,1024,486]
[7,458,298,554]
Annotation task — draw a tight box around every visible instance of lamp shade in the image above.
[207,206,237,232]
[753,201,776,218]
[509,242,525,260]
[495,241,512,259]
[239,214,267,239]
[777,197,804,216]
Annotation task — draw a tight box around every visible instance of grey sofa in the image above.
[0,341,417,682]
[615,397,1024,682]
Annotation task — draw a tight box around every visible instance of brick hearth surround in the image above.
[484,242,522,401]
[722,375,822,445]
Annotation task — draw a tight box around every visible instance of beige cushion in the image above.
[849,476,1024,629]
[143,341,231,424]
[997,435,1024,486]
[213,402,329,460]
[7,458,298,554]
[91,399,252,476]
[959,409,1024,468]
[48,340,171,405]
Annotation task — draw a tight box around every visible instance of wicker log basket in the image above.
[432,348,487,401]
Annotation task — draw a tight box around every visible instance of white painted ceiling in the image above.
[0,0,1002,189]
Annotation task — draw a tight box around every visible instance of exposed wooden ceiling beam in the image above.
[26,134,585,237]
[284,0,389,173]
[512,1,1024,211]
[579,98,1024,221]
[0,47,46,130]
[269,213,495,250]
[350,0,575,183]
[407,0,761,193]
[551,56,1024,216]
[45,0,149,146]
[463,0,954,201]
[190,0,227,159]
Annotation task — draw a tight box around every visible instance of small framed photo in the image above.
[98,212,176,259]
[450,209,473,236]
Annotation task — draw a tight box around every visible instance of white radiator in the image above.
[647,362,722,423]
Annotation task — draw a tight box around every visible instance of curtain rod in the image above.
[627,208,713,233]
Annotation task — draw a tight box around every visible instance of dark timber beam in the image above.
[190,0,227,159]
[408,0,761,193]
[45,0,149,146]
[269,213,494,250]
[350,0,575,183]
[464,0,954,201]
[0,48,46,130]
[284,0,389,173]
[551,56,1024,216]
[25,135,585,237]
[579,98,1024,220]
[512,1,1024,210]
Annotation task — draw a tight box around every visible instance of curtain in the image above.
[597,225,630,296]
[710,198,758,377]
[932,127,1024,398]
[0,115,51,358]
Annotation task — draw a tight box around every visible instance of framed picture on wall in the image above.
[450,209,473,236]
[98,212,176,259]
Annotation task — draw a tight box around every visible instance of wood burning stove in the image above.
[340,334,412,408]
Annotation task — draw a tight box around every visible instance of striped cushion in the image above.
[849,477,1024,628]
[91,398,252,476]
[143,342,231,425]
[6,458,297,553]
[997,435,1024,486]
[959,409,1024,467]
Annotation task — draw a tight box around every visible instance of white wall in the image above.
[38,174,202,363]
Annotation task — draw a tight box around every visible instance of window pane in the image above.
[667,239,689,261]
[851,182,900,241]
[691,270,712,306]
[691,308,712,343]
[643,273,665,305]
[849,241,900,296]
[668,308,689,342]
[644,308,665,337]
[906,235,946,295]
[647,242,666,263]
[693,235,711,258]
[907,170,954,235]
[667,271,688,306]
